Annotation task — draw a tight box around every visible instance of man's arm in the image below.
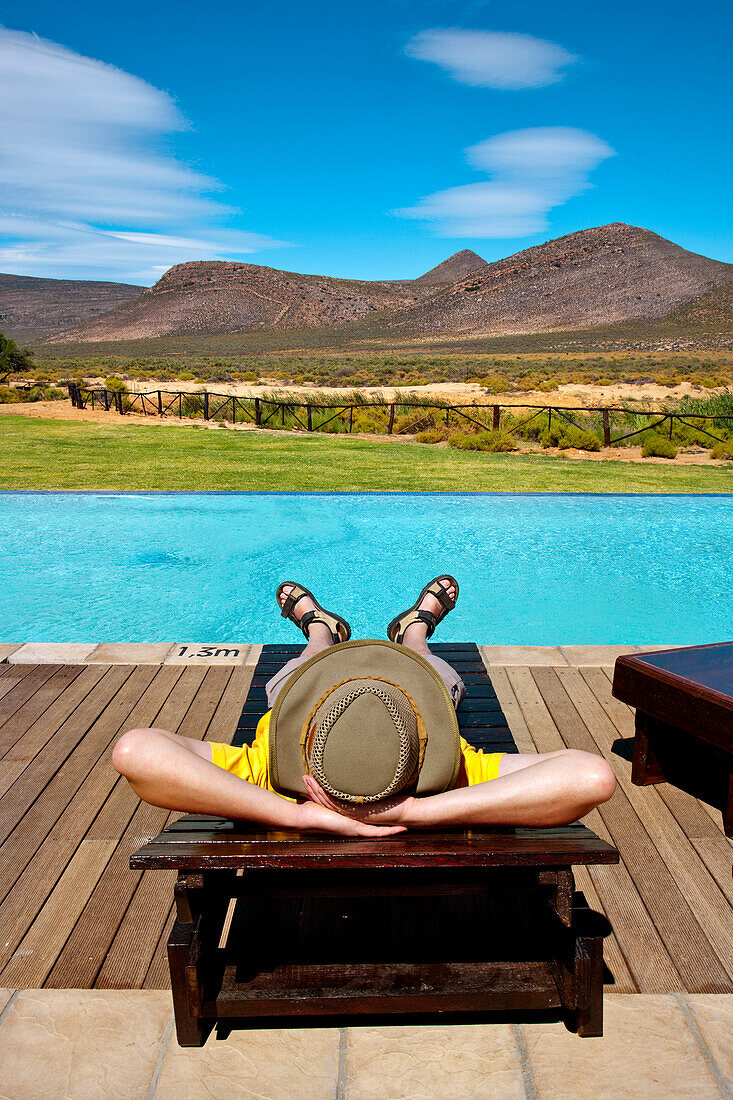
[113,727,407,837]
[304,748,616,829]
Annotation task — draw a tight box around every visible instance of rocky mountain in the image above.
[413,249,489,286]
[0,274,144,342]
[52,261,426,342]
[25,225,733,345]
[382,224,733,338]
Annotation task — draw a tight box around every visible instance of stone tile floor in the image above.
[3,643,663,667]
[0,990,730,1099]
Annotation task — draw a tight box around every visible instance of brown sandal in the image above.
[276,582,351,645]
[387,575,459,644]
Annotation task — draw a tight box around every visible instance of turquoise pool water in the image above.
[2,492,732,645]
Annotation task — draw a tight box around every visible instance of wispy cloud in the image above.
[405,29,578,90]
[395,128,615,238]
[0,27,285,282]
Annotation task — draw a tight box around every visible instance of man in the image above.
[113,577,616,836]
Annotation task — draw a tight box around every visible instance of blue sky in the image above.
[1,0,731,284]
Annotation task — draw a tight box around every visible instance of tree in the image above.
[0,333,34,383]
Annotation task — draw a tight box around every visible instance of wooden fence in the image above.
[66,383,733,447]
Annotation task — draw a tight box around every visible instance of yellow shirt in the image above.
[210,711,504,794]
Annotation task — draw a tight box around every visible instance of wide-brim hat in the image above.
[269,639,461,801]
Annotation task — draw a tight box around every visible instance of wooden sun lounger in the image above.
[131,643,619,1045]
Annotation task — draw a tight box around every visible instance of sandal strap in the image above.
[429,581,456,613]
[280,588,307,619]
[394,608,438,643]
[299,609,341,644]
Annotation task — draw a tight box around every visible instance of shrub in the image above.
[539,424,601,451]
[415,428,446,444]
[710,439,733,460]
[448,430,517,452]
[104,376,128,392]
[641,433,678,458]
[0,385,21,403]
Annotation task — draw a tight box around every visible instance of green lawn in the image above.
[3,416,732,491]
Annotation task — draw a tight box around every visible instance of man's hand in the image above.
[303,775,416,826]
[296,798,407,837]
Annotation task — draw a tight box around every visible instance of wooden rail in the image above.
[66,383,733,447]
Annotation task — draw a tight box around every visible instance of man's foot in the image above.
[388,576,458,652]
[277,584,349,647]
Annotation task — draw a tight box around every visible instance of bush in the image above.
[641,433,678,458]
[0,385,21,403]
[104,376,128,392]
[415,428,446,444]
[539,424,602,451]
[710,439,733,460]
[448,430,517,452]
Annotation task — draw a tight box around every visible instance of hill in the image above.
[31,225,733,349]
[379,224,733,338]
[0,274,143,341]
[51,260,427,342]
[413,249,488,286]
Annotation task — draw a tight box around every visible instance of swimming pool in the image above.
[2,492,732,645]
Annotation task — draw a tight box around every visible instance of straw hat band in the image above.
[301,677,427,803]
[270,639,461,800]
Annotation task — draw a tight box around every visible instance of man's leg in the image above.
[112,586,348,825]
[399,578,465,708]
[264,584,342,706]
[394,578,617,825]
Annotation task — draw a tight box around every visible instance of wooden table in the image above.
[613,642,733,836]
[132,644,618,1045]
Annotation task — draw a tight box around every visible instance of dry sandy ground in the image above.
[4,400,729,466]
[80,377,725,408]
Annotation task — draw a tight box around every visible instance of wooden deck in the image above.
[0,656,731,994]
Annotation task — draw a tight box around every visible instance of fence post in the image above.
[349,406,354,433]
[103,389,110,411]
[179,394,182,419]
[307,404,312,431]
[157,391,163,416]
[547,408,552,431]
[669,415,674,440]
[387,404,395,434]
[203,392,209,420]
[231,396,237,423]
[281,403,286,426]
[602,409,611,447]
[255,398,261,426]
[492,404,500,430]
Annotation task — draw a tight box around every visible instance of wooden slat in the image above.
[0,665,109,799]
[557,666,733,983]
[0,666,161,974]
[44,666,207,988]
[0,664,84,758]
[141,904,175,989]
[532,667,732,993]
[0,665,129,849]
[0,664,66,740]
[0,648,727,996]
[92,667,235,987]
[505,666,685,994]
[572,865,637,993]
[583,667,725,840]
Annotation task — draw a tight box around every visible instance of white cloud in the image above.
[0,27,286,282]
[405,29,578,90]
[395,127,614,239]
